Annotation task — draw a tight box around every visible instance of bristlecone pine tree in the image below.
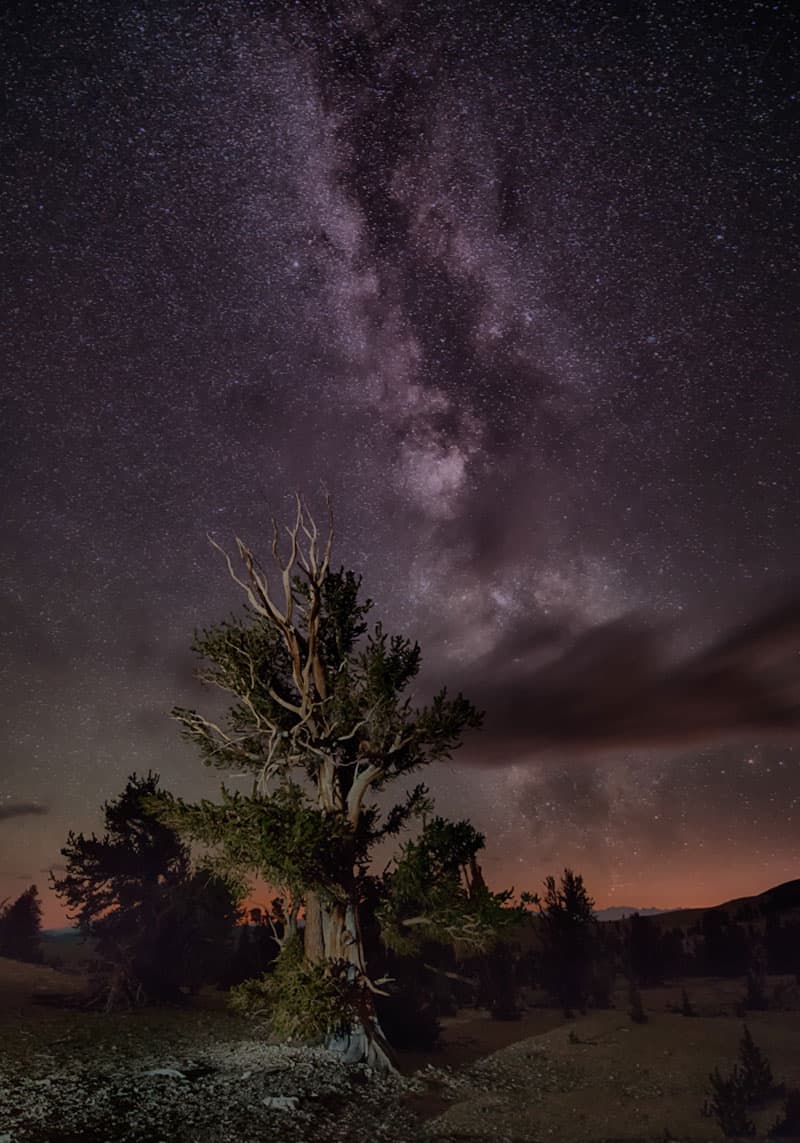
[155,499,483,1070]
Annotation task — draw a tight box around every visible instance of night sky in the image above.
[3,0,799,925]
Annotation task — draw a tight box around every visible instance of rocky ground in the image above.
[0,1037,428,1143]
[0,1026,657,1143]
[2,960,800,1142]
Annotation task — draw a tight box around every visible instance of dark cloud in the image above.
[0,803,48,822]
[460,592,800,758]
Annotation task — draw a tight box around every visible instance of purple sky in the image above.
[2,0,799,923]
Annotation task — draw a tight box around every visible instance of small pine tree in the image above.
[626,912,664,985]
[744,964,769,1011]
[539,868,598,1016]
[628,981,648,1024]
[706,1066,756,1138]
[705,1026,780,1137]
[738,1024,776,1105]
[770,1089,800,1137]
[0,884,43,963]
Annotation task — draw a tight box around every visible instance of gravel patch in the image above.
[0,1038,432,1143]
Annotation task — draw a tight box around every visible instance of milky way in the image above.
[2,0,799,920]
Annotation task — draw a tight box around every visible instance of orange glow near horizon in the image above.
[29,860,797,932]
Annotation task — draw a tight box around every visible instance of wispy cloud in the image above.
[458,592,800,757]
[0,802,48,822]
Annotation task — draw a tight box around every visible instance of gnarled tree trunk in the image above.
[304,889,396,1072]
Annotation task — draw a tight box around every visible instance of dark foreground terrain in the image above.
[1,960,800,1142]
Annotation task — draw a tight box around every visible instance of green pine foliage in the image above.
[155,782,364,902]
[150,505,493,1061]
[229,935,360,1040]
[377,816,521,957]
[161,564,482,913]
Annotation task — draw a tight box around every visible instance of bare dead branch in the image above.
[423,963,479,987]
[346,763,383,825]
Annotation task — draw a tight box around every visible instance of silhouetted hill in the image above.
[595,906,668,922]
[759,878,800,912]
[652,878,800,930]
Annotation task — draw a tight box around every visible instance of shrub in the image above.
[229,936,360,1040]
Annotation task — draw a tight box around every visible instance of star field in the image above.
[2,0,799,922]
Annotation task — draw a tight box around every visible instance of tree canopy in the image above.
[153,499,492,1067]
[52,772,240,1007]
[539,868,599,1016]
[378,816,521,958]
[0,884,43,963]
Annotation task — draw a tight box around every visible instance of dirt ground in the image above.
[422,1006,800,1141]
[2,959,800,1142]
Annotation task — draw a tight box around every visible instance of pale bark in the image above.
[300,890,396,1072]
[303,890,324,965]
[322,900,396,1072]
[209,500,397,1071]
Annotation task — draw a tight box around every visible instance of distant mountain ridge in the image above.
[652,877,800,929]
[595,906,668,922]
[595,878,800,925]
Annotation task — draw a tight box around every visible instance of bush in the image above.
[229,936,360,1040]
